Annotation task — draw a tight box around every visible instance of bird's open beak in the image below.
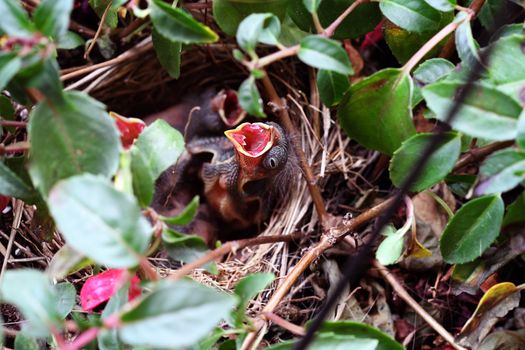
[211,90,246,127]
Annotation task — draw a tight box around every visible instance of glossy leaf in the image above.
[237,13,281,55]
[422,81,522,141]
[0,53,22,92]
[375,225,405,266]
[264,333,378,350]
[0,269,60,337]
[298,36,353,75]
[479,0,518,31]
[475,148,525,195]
[28,91,120,195]
[150,0,218,44]
[337,68,416,155]
[455,12,480,67]
[130,119,184,207]
[518,110,525,149]
[319,321,405,350]
[303,0,322,13]
[48,174,152,268]
[440,194,504,264]
[0,0,36,38]
[317,69,350,107]
[424,0,456,12]
[413,58,455,85]
[55,282,76,319]
[379,0,441,33]
[152,29,182,79]
[98,283,128,350]
[238,76,266,117]
[119,280,238,348]
[390,132,461,192]
[160,195,199,225]
[235,273,275,306]
[503,192,525,227]
[33,0,73,40]
[0,162,37,201]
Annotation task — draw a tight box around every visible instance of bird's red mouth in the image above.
[212,90,246,127]
[224,122,274,158]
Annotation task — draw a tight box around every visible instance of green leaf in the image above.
[0,53,22,92]
[424,0,456,12]
[503,191,525,227]
[163,228,215,268]
[57,31,86,50]
[33,0,73,40]
[264,333,378,350]
[152,29,182,79]
[440,194,504,264]
[48,174,152,268]
[28,91,120,195]
[150,0,218,44]
[390,132,461,192]
[237,13,281,55]
[47,244,92,280]
[298,36,353,75]
[235,272,274,306]
[238,76,266,118]
[0,162,37,201]
[55,282,76,319]
[14,332,39,350]
[337,68,416,155]
[160,195,199,225]
[422,81,522,141]
[89,0,127,28]
[455,12,480,67]
[379,0,441,33]
[317,69,350,107]
[375,225,406,265]
[288,0,382,40]
[479,0,517,31]
[130,119,185,207]
[303,0,322,13]
[99,283,128,350]
[319,321,405,350]
[412,58,455,105]
[475,148,525,195]
[119,280,238,348]
[0,269,60,337]
[0,0,36,38]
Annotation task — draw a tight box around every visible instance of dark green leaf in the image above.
[298,36,353,75]
[479,0,518,32]
[422,82,522,141]
[503,192,525,227]
[0,162,37,201]
[0,0,36,38]
[303,0,322,13]
[390,132,461,192]
[445,174,476,197]
[55,282,76,319]
[379,0,441,33]
[119,280,238,348]
[455,12,480,67]
[130,119,184,207]
[518,109,525,150]
[475,148,525,195]
[288,0,382,40]
[160,195,199,225]
[319,321,405,350]
[48,174,152,268]
[89,0,127,28]
[424,0,456,12]
[337,68,416,155]
[440,194,504,264]
[33,0,73,40]
[0,269,60,337]
[317,69,350,107]
[14,332,38,350]
[0,53,22,92]
[150,0,218,44]
[213,0,288,36]
[413,58,455,85]
[235,272,274,306]
[99,284,128,350]
[264,333,378,350]
[237,13,281,55]
[152,29,182,79]
[28,91,120,195]
[238,76,266,118]
[47,244,92,280]
[57,31,86,50]
[163,228,216,273]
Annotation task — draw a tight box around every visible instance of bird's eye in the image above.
[268,158,277,168]
[263,146,286,170]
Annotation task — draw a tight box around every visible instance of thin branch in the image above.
[263,312,306,336]
[0,200,23,281]
[453,141,514,172]
[168,233,303,281]
[373,261,467,350]
[322,0,368,38]
[84,0,113,60]
[0,121,27,128]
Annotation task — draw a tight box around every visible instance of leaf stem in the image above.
[402,13,472,75]
[311,12,324,34]
[322,0,369,38]
[426,190,454,218]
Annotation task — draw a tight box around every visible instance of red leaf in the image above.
[80,269,141,311]
[110,112,146,149]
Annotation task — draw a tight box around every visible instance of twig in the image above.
[322,0,368,38]
[0,142,30,155]
[69,20,97,38]
[0,200,24,281]
[453,141,514,171]
[0,121,27,128]
[373,261,467,350]
[241,198,393,350]
[263,312,306,336]
[168,233,303,281]
[84,0,113,59]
